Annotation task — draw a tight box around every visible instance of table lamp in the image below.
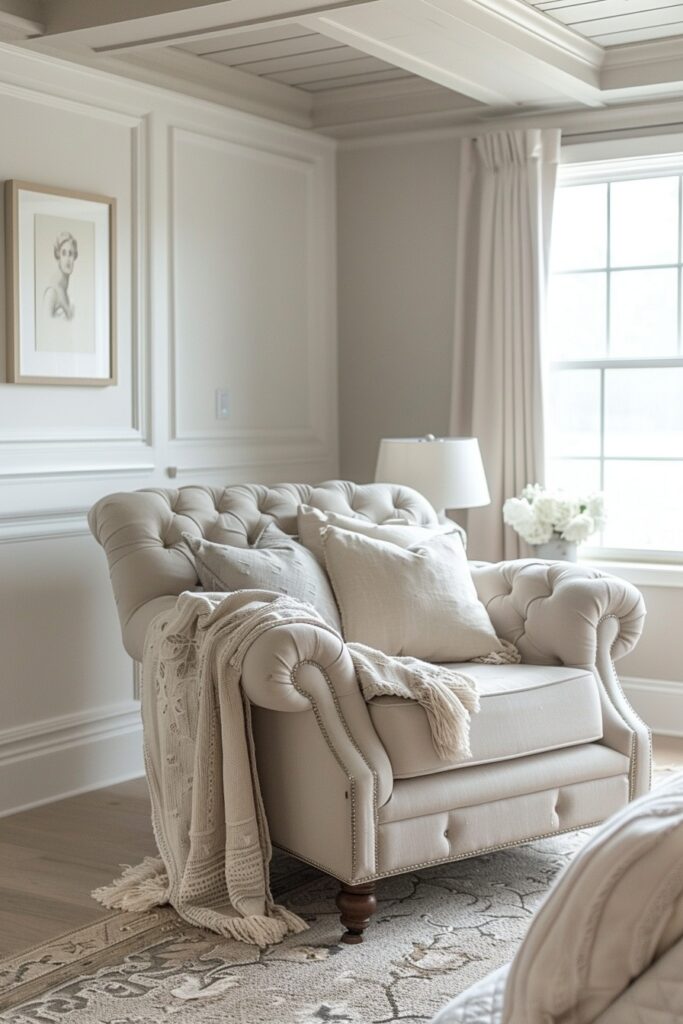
[375,435,490,515]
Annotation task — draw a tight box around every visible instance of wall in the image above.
[336,129,683,735]
[337,135,460,483]
[0,43,337,815]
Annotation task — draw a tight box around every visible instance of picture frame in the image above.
[4,180,116,386]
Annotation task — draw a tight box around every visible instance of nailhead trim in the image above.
[289,659,379,877]
[275,818,609,886]
[596,612,652,800]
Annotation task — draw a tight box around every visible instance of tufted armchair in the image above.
[89,481,650,942]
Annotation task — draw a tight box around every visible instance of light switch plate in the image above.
[215,388,230,420]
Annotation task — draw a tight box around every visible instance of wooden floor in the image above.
[1,735,681,960]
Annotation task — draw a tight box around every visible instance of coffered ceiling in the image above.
[4,0,683,135]
[526,0,683,46]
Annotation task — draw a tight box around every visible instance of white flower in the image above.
[503,497,533,529]
[521,483,543,502]
[519,519,554,545]
[504,484,604,546]
[562,512,595,543]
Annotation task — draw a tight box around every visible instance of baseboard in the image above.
[621,676,683,737]
[0,702,144,817]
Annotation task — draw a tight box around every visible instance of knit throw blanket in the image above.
[93,590,517,947]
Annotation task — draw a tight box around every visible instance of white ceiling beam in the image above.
[37,0,378,50]
[301,0,604,107]
[601,36,683,94]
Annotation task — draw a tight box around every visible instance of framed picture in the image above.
[4,180,116,386]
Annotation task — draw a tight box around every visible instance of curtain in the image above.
[449,128,560,561]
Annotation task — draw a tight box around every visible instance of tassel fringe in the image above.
[92,855,170,912]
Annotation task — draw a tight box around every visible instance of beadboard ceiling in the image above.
[527,0,683,46]
[177,24,417,92]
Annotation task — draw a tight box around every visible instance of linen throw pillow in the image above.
[183,522,341,632]
[298,503,463,566]
[321,526,502,662]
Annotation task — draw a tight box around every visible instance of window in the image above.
[546,156,683,561]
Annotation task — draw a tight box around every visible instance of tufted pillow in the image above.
[298,504,462,566]
[183,522,341,631]
[322,526,502,662]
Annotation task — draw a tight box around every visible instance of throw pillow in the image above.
[183,522,341,632]
[321,526,502,662]
[298,503,464,566]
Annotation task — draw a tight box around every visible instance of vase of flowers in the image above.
[503,484,605,561]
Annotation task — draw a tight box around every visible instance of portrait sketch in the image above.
[5,180,115,385]
[34,213,96,354]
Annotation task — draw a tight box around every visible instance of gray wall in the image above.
[337,136,461,482]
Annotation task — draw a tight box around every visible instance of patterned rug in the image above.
[0,829,593,1024]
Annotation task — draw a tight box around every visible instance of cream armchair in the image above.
[89,481,650,943]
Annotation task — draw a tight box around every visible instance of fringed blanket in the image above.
[94,590,517,946]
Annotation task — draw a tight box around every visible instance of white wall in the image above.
[337,130,683,733]
[0,43,337,815]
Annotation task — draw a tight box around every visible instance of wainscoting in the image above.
[622,677,683,739]
[0,43,337,816]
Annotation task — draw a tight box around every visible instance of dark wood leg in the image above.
[335,881,377,944]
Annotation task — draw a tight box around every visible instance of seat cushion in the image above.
[369,663,603,779]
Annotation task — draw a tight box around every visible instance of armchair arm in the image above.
[470,560,645,669]
[241,619,393,803]
[471,559,651,798]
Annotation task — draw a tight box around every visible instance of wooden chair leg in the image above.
[335,881,377,944]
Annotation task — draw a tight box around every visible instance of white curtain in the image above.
[449,128,560,561]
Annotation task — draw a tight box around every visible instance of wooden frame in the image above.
[4,180,117,386]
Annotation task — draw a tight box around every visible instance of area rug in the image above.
[0,829,592,1024]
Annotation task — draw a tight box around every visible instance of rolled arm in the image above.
[470,559,646,669]
[241,620,393,807]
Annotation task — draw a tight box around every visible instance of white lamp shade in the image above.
[375,436,490,511]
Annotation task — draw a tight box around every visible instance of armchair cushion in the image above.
[369,663,603,779]
[297,503,461,565]
[183,522,341,631]
[322,527,502,662]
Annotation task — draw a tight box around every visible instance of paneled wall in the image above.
[0,43,337,815]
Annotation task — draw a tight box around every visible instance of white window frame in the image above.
[550,150,683,566]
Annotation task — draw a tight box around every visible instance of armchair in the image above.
[89,481,650,943]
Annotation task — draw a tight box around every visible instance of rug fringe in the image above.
[92,856,170,912]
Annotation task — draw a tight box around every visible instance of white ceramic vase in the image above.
[533,537,578,562]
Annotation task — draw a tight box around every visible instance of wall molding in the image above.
[0,700,143,817]
[167,122,335,463]
[0,76,152,479]
[0,508,89,543]
[622,676,683,738]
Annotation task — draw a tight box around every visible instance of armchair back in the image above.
[88,480,438,658]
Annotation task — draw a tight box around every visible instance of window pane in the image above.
[605,367,683,458]
[609,268,678,357]
[610,176,679,268]
[547,458,601,495]
[547,370,601,457]
[551,183,607,271]
[603,460,683,551]
[547,272,606,360]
